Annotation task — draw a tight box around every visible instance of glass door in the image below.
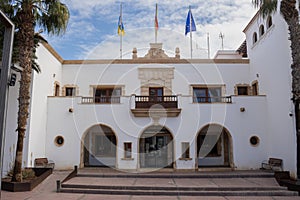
[149,87,163,102]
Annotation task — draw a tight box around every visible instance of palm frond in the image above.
[37,0,70,36]
[252,0,278,18]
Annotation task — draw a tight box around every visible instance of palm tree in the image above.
[0,0,69,182]
[252,0,300,176]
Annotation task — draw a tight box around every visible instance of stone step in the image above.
[61,184,285,192]
[59,187,298,196]
[76,171,274,179]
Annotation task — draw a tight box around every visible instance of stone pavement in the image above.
[1,169,300,200]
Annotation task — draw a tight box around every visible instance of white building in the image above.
[2,11,298,178]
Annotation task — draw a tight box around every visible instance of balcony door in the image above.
[94,87,121,103]
[149,87,163,102]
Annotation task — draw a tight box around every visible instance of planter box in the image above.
[1,168,53,192]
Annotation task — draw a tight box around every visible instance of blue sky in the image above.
[44,0,257,60]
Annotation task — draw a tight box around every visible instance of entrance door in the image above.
[197,125,230,167]
[83,125,117,167]
[149,87,163,102]
[140,126,173,168]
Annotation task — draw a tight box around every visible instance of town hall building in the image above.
[2,10,298,178]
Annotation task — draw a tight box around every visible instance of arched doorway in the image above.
[139,126,174,168]
[83,124,117,167]
[197,124,232,167]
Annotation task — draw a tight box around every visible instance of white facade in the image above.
[2,11,297,178]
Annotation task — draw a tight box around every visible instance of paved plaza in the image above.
[1,169,300,200]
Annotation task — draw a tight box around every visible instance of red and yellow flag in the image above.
[155,3,158,30]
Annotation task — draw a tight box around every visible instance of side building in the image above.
[2,11,297,177]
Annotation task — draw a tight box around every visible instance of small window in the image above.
[250,136,260,146]
[267,16,272,29]
[181,142,190,159]
[252,82,258,95]
[259,25,265,37]
[237,86,248,95]
[65,87,75,96]
[199,134,222,157]
[54,84,60,96]
[124,142,132,159]
[55,135,64,147]
[253,32,258,44]
[193,87,222,103]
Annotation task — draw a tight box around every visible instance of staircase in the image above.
[57,168,298,197]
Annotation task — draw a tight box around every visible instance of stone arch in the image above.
[196,124,233,168]
[80,124,118,168]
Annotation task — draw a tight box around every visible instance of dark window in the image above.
[253,32,258,44]
[193,87,221,103]
[250,136,259,146]
[267,16,272,29]
[65,87,75,96]
[149,87,163,102]
[95,134,116,156]
[198,134,222,157]
[237,86,248,95]
[94,88,121,103]
[124,142,132,158]
[181,142,190,159]
[259,25,265,37]
[55,136,64,146]
[55,84,60,96]
[252,82,258,95]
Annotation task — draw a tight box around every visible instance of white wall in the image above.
[245,11,297,176]
[45,60,269,171]
[26,43,63,167]
[2,73,21,176]
[46,94,267,170]
[61,62,249,97]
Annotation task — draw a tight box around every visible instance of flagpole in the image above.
[189,6,193,59]
[120,3,123,59]
[155,3,158,43]
[207,33,210,59]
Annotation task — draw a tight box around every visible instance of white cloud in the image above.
[47,0,258,60]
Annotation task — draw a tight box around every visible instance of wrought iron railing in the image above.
[82,96,120,104]
[193,96,232,103]
[135,95,178,109]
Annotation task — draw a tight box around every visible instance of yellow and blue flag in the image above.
[118,15,125,36]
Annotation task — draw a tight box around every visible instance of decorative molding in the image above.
[62,59,250,65]
[138,68,174,96]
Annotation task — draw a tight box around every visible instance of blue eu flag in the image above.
[185,9,196,35]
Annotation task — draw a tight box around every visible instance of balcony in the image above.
[82,96,120,104]
[131,95,181,117]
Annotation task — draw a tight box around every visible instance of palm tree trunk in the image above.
[280,0,300,178]
[280,0,300,102]
[11,3,34,182]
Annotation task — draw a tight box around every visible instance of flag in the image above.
[118,15,125,36]
[155,3,159,30]
[185,8,196,35]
